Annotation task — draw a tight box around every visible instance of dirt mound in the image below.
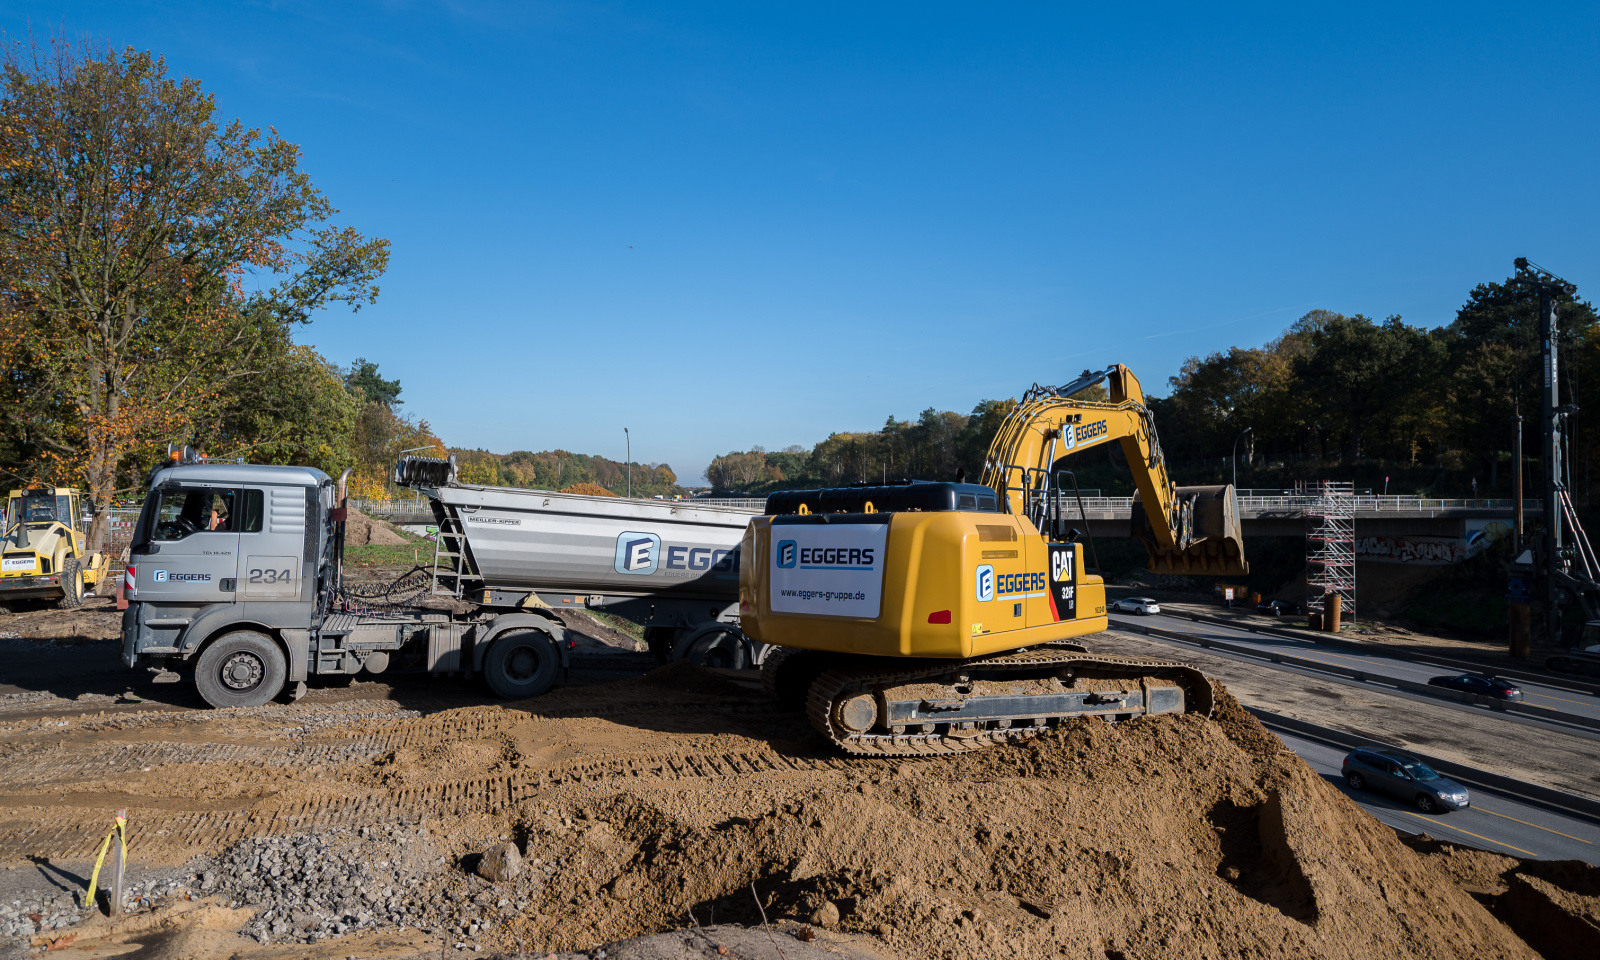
[489,690,1536,958]
[343,506,410,546]
[2,644,1589,959]
[1403,836,1600,959]
[560,483,618,498]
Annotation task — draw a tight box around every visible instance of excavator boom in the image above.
[980,365,1247,577]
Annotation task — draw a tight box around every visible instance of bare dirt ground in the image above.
[2,596,1598,959]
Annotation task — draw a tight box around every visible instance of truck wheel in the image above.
[644,627,677,664]
[672,626,750,669]
[483,630,560,700]
[194,631,287,708]
[57,557,84,610]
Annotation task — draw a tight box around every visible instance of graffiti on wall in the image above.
[1357,519,1513,565]
[1356,536,1467,565]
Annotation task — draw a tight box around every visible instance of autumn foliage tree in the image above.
[0,35,388,546]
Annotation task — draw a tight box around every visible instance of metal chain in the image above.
[338,565,436,611]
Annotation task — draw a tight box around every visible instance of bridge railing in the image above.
[347,494,1543,518]
[1065,495,1537,512]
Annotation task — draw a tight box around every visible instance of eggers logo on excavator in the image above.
[777,540,798,568]
[1063,419,1108,451]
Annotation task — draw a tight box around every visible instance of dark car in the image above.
[1256,599,1299,616]
[1341,748,1470,813]
[1427,673,1523,700]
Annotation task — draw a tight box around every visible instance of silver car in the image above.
[1109,597,1161,615]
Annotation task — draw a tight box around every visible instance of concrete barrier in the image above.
[1119,620,1600,734]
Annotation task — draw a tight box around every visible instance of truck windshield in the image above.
[149,489,237,541]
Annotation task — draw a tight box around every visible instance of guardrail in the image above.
[1162,609,1600,698]
[1111,616,1600,734]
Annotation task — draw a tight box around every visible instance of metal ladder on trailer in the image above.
[427,500,478,600]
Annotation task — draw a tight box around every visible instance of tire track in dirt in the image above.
[0,746,858,862]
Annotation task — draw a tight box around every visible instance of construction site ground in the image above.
[1,589,1598,959]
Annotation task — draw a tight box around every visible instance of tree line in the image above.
[0,35,408,545]
[0,37,694,531]
[448,449,680,499]
[708,274,1598,501]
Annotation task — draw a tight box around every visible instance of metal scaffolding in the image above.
[1301,480,1355,620]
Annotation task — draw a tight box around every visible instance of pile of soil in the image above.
[5,655,1598,959]
[343,507,411,546]
[493,691,1555,959]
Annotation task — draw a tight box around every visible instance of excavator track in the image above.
[803,643,1214,757]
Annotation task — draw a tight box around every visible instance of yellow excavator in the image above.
[740,364,1247,755]
[1,486,109,610]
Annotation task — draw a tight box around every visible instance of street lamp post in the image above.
[1231,427,1253,491]
[624,427,631,499]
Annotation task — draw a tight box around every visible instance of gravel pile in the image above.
[0,872,186,943]
[193,823,552,947]
[1,822,563,951]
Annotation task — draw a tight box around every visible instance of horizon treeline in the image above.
[706,270,1600,500]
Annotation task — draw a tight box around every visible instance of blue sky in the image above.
[5,2,1599,483]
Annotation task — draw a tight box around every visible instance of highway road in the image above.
[1272,727,1600,864]
[1109,611,1600,731]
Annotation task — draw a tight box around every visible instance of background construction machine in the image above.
[1,485,110,610]
[741,364,1248,755]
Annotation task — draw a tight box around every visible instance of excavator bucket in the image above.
[1133,484,1249,577]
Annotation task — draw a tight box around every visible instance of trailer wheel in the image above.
[57,557,84,610]
[194,631,286,708]
[483,630,560,700]
[644,626,677,664]
[672,626,750,670]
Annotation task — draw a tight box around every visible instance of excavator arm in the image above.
[979,364,1248,576]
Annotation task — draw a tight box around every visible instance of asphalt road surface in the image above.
[1110,611,1600,731]
[1272,726,1600,864]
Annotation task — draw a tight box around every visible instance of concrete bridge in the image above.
[1066,495,1533,539]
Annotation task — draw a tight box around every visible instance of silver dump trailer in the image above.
[393,455,764,667]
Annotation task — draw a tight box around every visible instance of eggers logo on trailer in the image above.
[613,532,661,575]
[777,540,798,569]
[152,570,167,583]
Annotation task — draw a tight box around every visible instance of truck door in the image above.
[241,485,303,601]
[136,486,241,603]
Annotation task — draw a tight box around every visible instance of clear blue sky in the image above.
[6,2,1599,484]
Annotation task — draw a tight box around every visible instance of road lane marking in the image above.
[1401,812,1537,857]
[1522,691,1594,708]
[1473,805,1594,843]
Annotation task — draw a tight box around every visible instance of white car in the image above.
[1109,597,1161,615]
